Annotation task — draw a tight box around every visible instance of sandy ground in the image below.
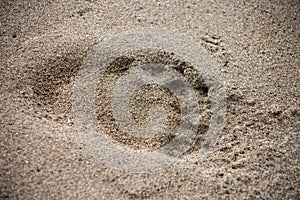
[1,0,299,199]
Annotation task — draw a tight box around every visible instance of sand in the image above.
[1,0,299,199]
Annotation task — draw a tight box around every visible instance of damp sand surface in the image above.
[1,0,299,199]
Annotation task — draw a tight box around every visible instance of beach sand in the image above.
[1,0,299,199]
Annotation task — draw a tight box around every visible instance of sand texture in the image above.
[1,0,299,199]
